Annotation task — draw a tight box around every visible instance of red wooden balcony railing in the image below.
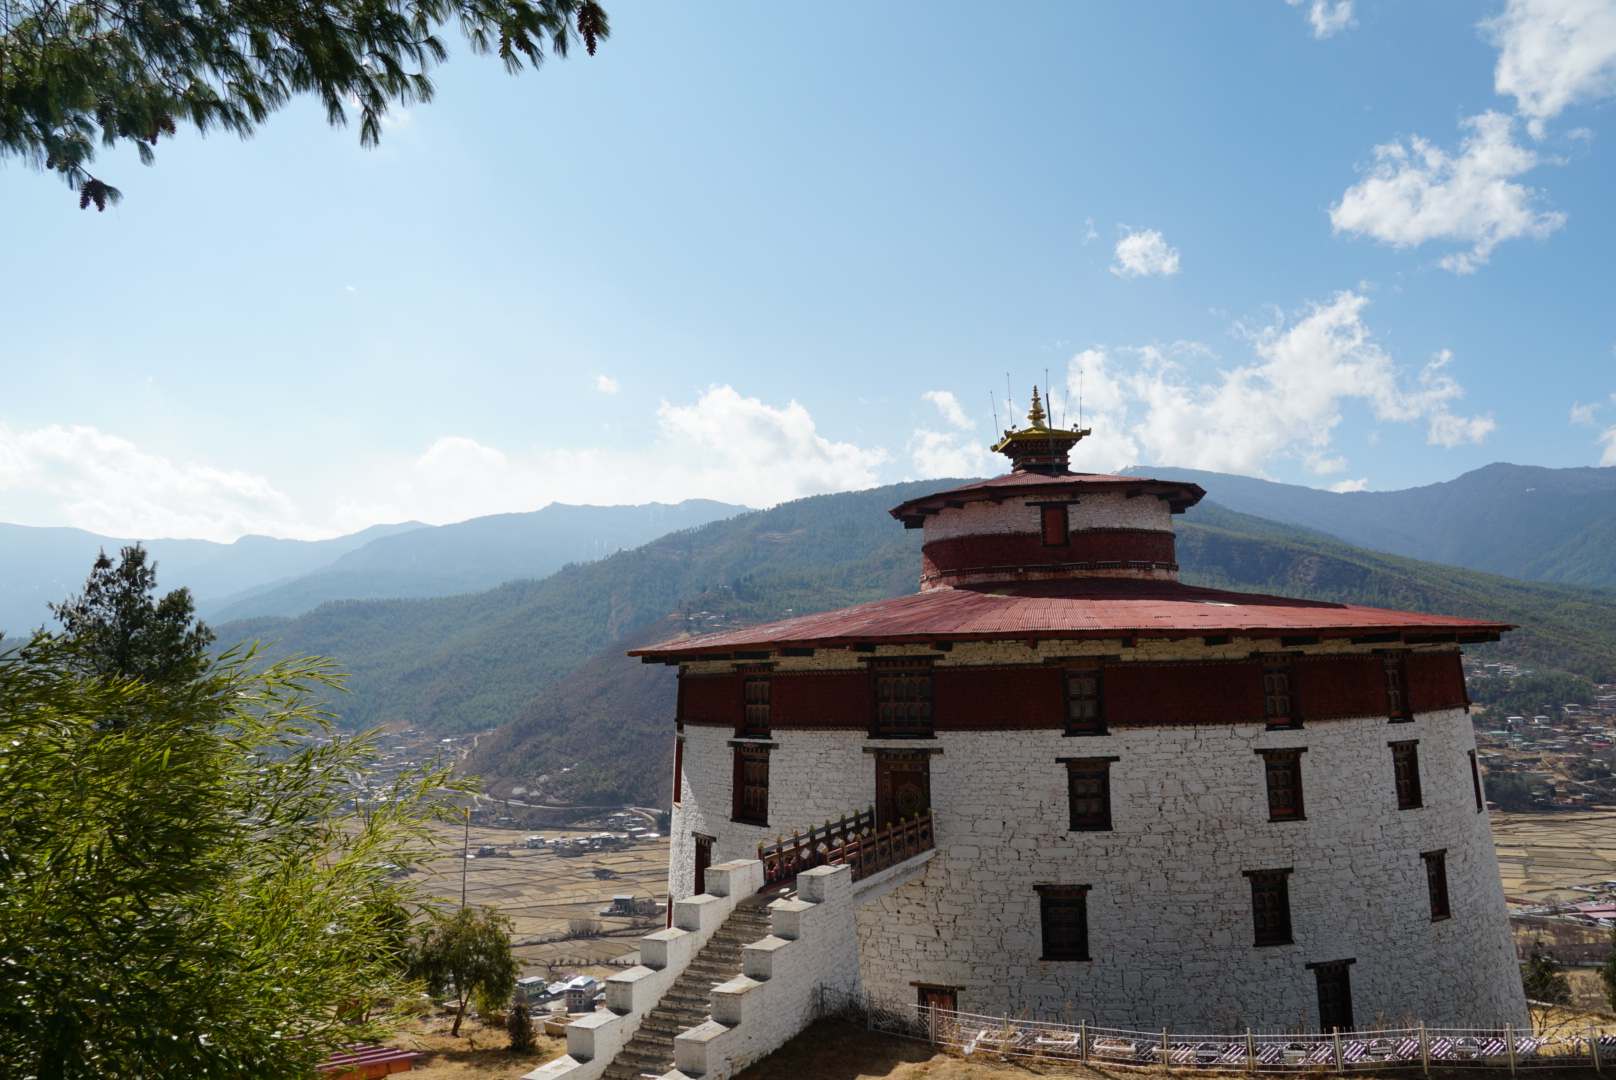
[759,807,934,888]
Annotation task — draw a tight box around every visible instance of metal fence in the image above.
[817,988,1616,1072]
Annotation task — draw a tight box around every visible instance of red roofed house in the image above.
[591,393,1526,1076]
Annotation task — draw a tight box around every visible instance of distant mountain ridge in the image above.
[1129,463,1616,588]
[205,499,746,620]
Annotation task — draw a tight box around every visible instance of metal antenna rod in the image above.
[990,391,999,435]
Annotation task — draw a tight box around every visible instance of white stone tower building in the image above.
[633,393,1527,1035]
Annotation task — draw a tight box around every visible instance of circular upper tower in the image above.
[891,389,1205,590]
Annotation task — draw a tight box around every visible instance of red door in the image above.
[918,986,957,1012]
[693,835,713,896]
[876,756,931,829]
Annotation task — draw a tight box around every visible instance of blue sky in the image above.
[3,0,1616,540]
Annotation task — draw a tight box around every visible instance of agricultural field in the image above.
[1491,809,1616,904]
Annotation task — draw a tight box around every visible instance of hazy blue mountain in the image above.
[1128,462,1616,588]
[204,500,748,620]
[0,520,425,636]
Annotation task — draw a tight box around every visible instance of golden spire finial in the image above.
[1026,386,1047,429]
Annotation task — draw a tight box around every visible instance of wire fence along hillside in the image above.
[817,989,1616,1073]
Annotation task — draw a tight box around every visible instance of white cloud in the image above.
[1110,228,1182,278]
[1287,0,1356,39]
[1061,291,1494,478]
[1485,0,1616,137]
[922,390,974,430]
[1082,218,1099,245]
[1329,112,1565,272]
[1328,478,1369,492]
[0,424,311,542]
[595,375,620,393]
[1571,395,1616,464]
[908,392,993,478]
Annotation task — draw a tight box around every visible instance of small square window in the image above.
[1259,749,1305,822]
[1036,885,1090,961]
[1391,741,1422,809]
[1422,850,1450,920]
[1066,760,1113,831]
[1246,869,1293,947]
[1064,668,1105,735]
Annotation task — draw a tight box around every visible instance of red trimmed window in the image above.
[1261,750,1305,821]
[1066,761,1112,831]
[1064,668,1105,735]
[1391,741,1422,809]
[1384,658,1411,721]
[732,747,770,825]
[742,675,770,736]
[872,661,933,737]
[1263,664,1297,729]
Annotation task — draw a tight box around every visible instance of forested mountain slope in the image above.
[1137,463,1616,588]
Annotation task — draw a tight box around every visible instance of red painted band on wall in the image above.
[922,530,1176,578]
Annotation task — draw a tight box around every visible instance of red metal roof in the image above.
[889,470,1205,524]
[316,1045,422,1074]
[629,578,1512,656]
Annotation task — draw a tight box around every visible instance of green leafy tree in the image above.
[506,986,536,1051]
[1522,937,1573,1027]
[0,0,607,208]
[0,636,470,1079]
[409,904,520,1037]
[47,544,215,686]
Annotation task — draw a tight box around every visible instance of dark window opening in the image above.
[1391,741,1422,809]
[1469,749,1484,812]
[1261,749,1305,822]
[1311,961,1355,1032]
[672,736,685,806]
[1065,668,1105,735]
[742,675,770,736]
[1041,504,1070,547]
[872,661,933,737]
[733,748,770,825]
[1422,850,1450,920]
[1385,658,1411,721]
[1036,885,1090,961]
[1247,869,1293,947]
[1066,760,1113,831]
[693,834,713,897]
[1264,664,1299,729]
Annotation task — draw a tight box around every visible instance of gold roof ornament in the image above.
[988,388,1092,472]
[991,387,1091,473]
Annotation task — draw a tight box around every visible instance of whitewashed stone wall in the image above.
[669,676,1525,1030]
[922,491,1172,542]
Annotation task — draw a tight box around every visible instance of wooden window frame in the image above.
[1384,655,1412,722]
[1307,958,1356,1033]
[1257,748,1307,822]
[731,745,771,826]
[1263,663,1300,730]
[741,673,771,736]
[1422,849,1451,921]
[1035,884,1091,961]
[1468,749,1484,812]
[1063,666,1106,736]
[1244,868,1294,947]
[1060,756,1118,831]
[1390,740,1423,809]
[869,658,935,738]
